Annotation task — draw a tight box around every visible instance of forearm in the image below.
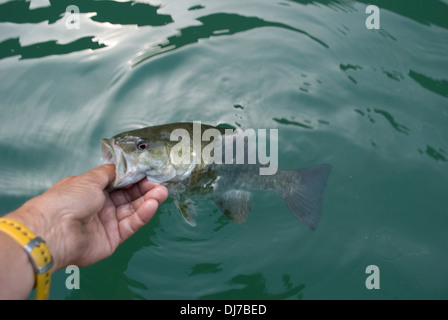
[0,202,58,300]
[0,230,35,299]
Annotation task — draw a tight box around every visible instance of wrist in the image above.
[4,198,62,271]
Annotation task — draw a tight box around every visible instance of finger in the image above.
[124,178,161,201]
[136,179,164,196]
[110,180,167,207]
[118,199,159,242]
[82,164,116,189]
[109,189,130,207]
[143,185,169,204]
[125,179,148,200]
[108,182,144,207]
[116,185,168,221]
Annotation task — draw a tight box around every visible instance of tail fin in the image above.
[279,164,331,231]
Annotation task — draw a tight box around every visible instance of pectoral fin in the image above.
[215,190,251,224]
[174,199,197,227]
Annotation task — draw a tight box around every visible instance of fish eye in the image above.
[136,139,149,150]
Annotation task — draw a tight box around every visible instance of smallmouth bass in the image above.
[101,122,331,230]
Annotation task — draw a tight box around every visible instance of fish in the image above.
[101,122,331,230]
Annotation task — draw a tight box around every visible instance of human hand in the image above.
[6,164,168,271]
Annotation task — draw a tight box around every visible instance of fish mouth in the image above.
[101,139,115,164]
[101,139,130,188]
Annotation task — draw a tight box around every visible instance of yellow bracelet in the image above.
[0,218,53,300]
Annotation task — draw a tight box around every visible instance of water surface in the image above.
[0,0,447,299]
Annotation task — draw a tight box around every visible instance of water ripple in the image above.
[0,36,106,61]
[409,70,448,99]
[0,0,173,26]
[131,12,328,67]
[199,273,305,300]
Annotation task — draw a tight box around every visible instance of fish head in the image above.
[101,130,177,188]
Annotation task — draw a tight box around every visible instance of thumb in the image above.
[83,164,116,189]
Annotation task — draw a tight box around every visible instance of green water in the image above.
[1,0,447,300]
